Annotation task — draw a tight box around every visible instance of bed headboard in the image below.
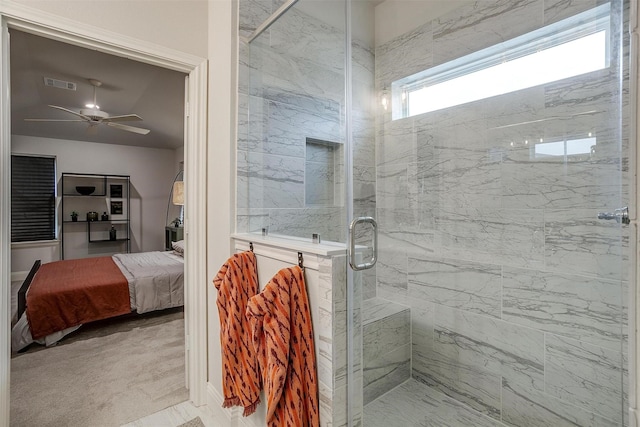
[17,260,41,320]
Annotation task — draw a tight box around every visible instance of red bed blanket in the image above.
[26,256,131,339]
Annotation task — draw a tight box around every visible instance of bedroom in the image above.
[8,28,190,423]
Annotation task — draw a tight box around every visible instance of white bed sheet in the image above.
[113,251,184,314]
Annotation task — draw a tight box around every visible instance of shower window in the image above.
[392,3,610,120]
[533,137,597,159]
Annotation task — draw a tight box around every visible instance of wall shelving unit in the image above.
[61,173,131,259]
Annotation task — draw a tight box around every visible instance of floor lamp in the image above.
[166,170,184,228]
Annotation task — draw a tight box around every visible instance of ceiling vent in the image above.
[43,77,76,91]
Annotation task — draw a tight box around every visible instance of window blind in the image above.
[11,155,56,242]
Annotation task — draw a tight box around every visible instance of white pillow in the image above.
[172,240,185,256]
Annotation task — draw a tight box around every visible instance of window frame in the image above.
[11,154,57,243]
[392,3,611,120]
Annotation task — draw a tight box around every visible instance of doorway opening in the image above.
[0,11,208,424]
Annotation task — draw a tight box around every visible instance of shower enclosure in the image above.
[238,0,632,425]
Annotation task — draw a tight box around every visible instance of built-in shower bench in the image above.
[362,297,411,404]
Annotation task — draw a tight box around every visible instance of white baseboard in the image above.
[11,271,28,282]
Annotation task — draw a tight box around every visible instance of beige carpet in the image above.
[10,308,188,426]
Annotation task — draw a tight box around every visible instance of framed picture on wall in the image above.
[110,184,123,198]
[110,201,123,215]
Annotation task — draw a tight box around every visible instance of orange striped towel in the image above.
[246,266,319,426]
[213,250,261,416]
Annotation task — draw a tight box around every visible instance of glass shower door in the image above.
[237,0,630,424]
[239,0,348,244]
[239,4,353,424]
[348,1,630,426]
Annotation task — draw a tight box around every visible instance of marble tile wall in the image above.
[237,0,376,252]
[306,140,338,206]
[237,2,371,426]
[331,254,364,427]
[362,298,411,404]
[374,0,629,426]
[237,0,629,426]
[316,256,340,427]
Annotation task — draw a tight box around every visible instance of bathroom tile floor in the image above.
[126,379,506,427]
[121,400,221,427]
[364,379,507,427]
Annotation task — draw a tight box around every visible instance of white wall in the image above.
[206,0,235,418]
[7,0,208,58]
[11,135,179,272]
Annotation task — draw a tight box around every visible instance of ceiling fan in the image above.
[25,79,150,135]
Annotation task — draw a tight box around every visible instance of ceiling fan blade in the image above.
[107,122,150,135]
[24,119,86,122]
[48,105,91,121]
[102,114,143,122]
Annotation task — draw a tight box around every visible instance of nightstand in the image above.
[165,226,184,250]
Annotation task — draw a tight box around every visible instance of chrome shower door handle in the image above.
[597,206,630,225]
[349,217,378,271]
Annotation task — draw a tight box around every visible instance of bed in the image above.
[11,248,184,352]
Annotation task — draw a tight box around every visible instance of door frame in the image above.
[0,4,209,425]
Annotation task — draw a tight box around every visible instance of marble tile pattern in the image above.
[364,379,507,427]
[544,0,599,26]
[237,0,630,426]
[545,334,624,424]
[501,377,620,427]
[363,343,410,405]
[362,298,411,404]
[503,267,624,350]
[305,160,335,205]
[237,2,371,424]
[267,207,344,242]
[331,255,364,427]
[317,256,340,427]
[121,400,219,427]
[408,256,502,319]
[414,306,545,419]
[238,0,271,39]
[364,377,618,427]
[306,140,338,206]
[372,1,630,426]
[432,0,543,67]
[237,1,376,242]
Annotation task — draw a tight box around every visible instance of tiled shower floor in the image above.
[364,379,507,427]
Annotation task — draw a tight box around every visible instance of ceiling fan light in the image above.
[85,103,99,109]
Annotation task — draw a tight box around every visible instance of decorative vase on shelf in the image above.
[109,226,117,241]
[102,212,109,221]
